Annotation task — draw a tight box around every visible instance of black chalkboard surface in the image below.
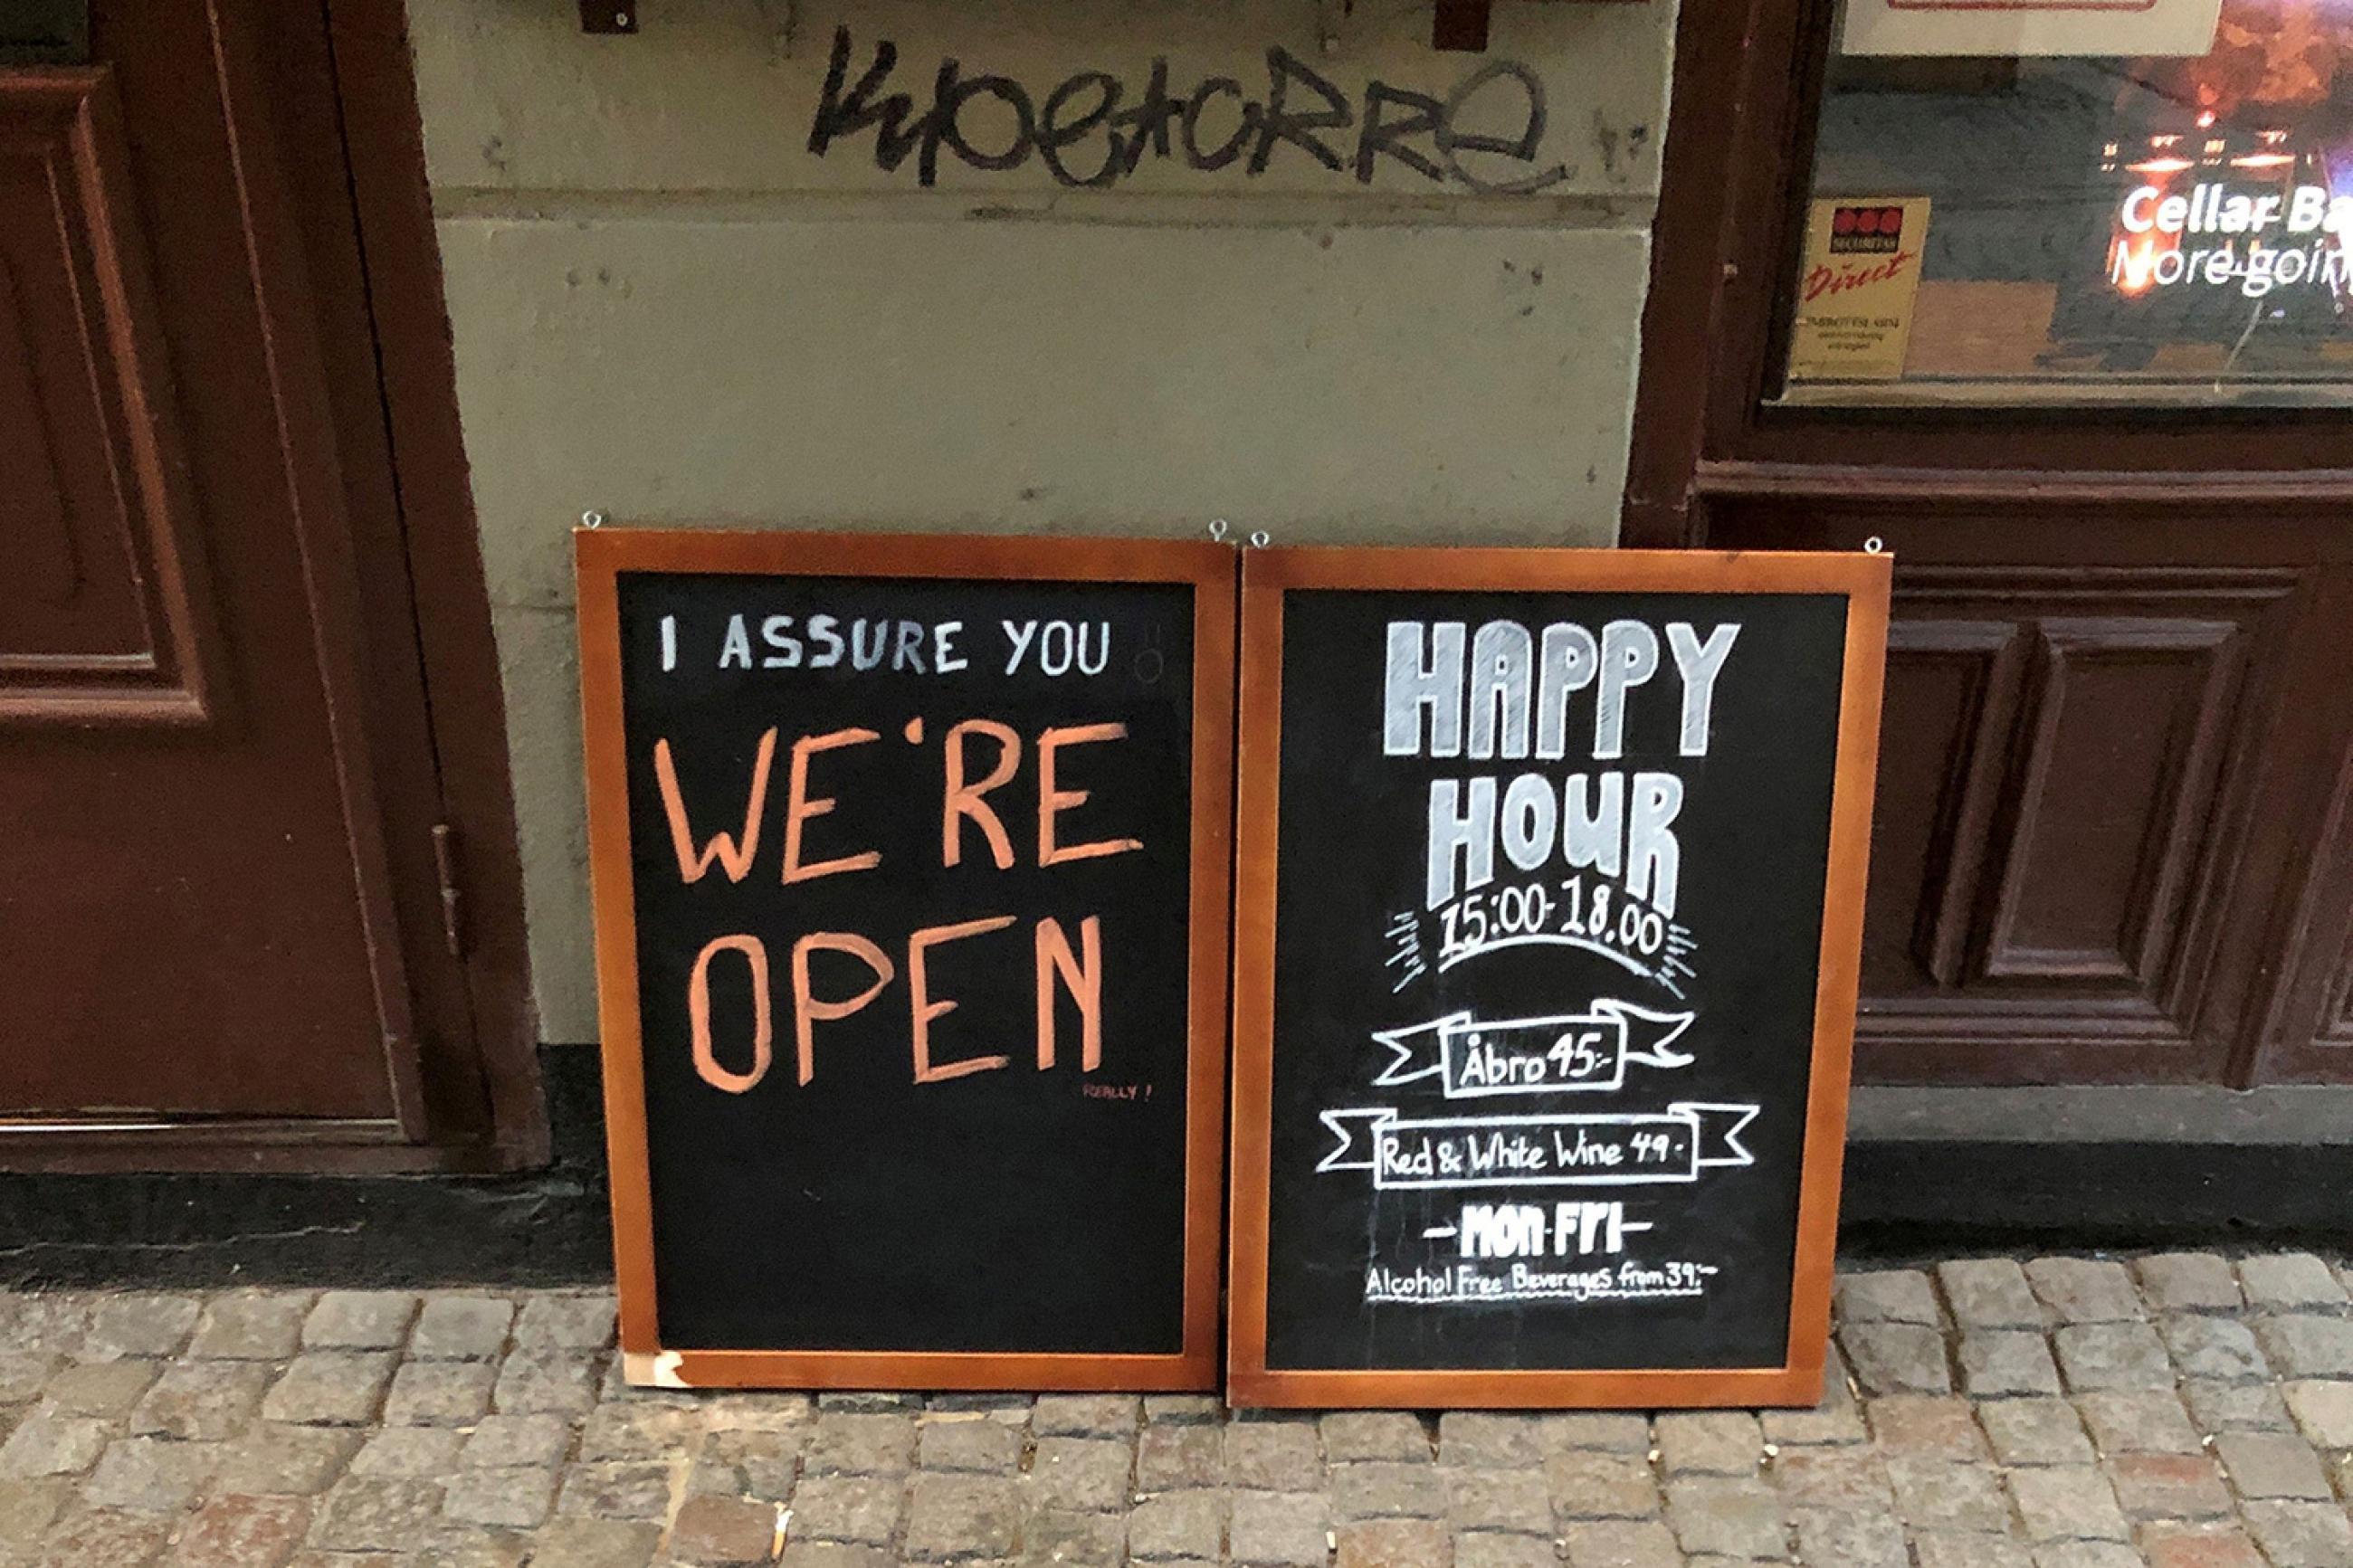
[578,529,1234,1391]
[1228,546,1888,1408]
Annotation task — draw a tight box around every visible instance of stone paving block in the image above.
[1335,1517,1451,1568]
[1836,1269,1943,1326]
[2074,1390,2205,1456]
[2139,1522,2270,1568]
[1654,1410,1761,1475]
[1963,1330,2066,1396]
[1129,1487,1224,1560]
[702,1392,812,1433]
[1443,1465,1548,1535]
[2282,1378,2353,1448]
[2240,1254,2348,1313]
[1548,1449,1660,1520]
[1226,1420,1325,1490]
[263,1352,397,1426]
[1143,1393,1222,1426]
[0,1411,110,1477]
[5,1297,90,1358]
[2027,1259,2146,1325]
[1137,1422,1222,1490]
[1545,1412,1652,1453]
[1662,1475,1785,1558]
[1916,1532,2036,1568]
[1437,1411,1547,1468]
[131,1358,272,1440]
[2260,1314,2353,1379]
[384,1359,496,1426]
[511,1295,617,1353]
[576,1401,706,1461]
[173,1494,310,1568]
[348,1423,465,1478]
[1228,1488,1330,1566]
[0,1351,62,1402]
[919,1414,1025,1475]
[213,1421,359,1496]
[442,1464,561,1528]
[1334,1459,1447,1519]
[524,1516,663,1568]
[1885,1455,2009,1533]
[463,1411,576,1470]
[1941,1259,2045,1329]
[1981,1397,2097,1465]
[1767,1447,1890,1511]
[666,1493,778,1564]
[2161,1315,2267,1383]
[301,1292,419,1351]
[2106,1451,2232,1520]
[1025,1506,1128,1566]
[2009,1465,2130,1544]
[85,1433,219,1512]
[788,1474,901,1544]
[2241,1499,2353,1568]
[1028,1435,1132,1512]
[691,1427,800,1501]
[554,1460,673,1522]
[40,1357,157,1417]
[2034,1544,2147,1568]
[1758,1345,1863,1446]
[1843,1322,1952,1394]
[24,1507,169,1568]
[1865,1393,1989,1459]
[1322,1411,1429,1462]
[83,1294,201,1361]
[2182,1377,2295,1432]
[1031,1393,1139,1438]
[2214,1430,2335,1499]
[1793,1506,1907,1568]
[408,1297,515,1362]
[492,1350,600,1416]
[804,1411,917,1476]
[815,1391,921,1413]
[902,1472,1020,1559]
[1454,1533,1557,1568]
[0,1476,70,1542]
[2054,1322,2173,1392]
[307,1476,445,1552]
[191,1292,312,1361]
[2137,1254,2243,1315]
[1562,1518,1683,1568]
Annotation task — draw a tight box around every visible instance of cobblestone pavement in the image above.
[3,1253,2353,1564]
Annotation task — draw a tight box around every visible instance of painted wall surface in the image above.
[409,0,1676,1041]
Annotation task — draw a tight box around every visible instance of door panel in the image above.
[0,72,218,723]
[0,4,458,1136]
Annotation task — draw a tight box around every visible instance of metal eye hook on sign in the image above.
[1864,536,1886,555]
[581,510,606,529]
[1208,519,1230,543]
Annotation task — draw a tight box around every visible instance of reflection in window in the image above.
[1785,0,2353,403]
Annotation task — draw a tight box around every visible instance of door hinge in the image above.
[431,823,466,960]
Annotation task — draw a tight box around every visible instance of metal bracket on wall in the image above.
[579,0,639,36]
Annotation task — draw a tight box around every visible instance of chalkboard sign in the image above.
[578,529,1234,1391]
[1226,546,1888,1407]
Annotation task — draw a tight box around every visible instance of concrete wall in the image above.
[408,0,1677,1040]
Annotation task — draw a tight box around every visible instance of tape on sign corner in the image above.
[624,1349,691,1389]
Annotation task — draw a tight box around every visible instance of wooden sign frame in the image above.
[1225,545,1890,1408]
[578,527,1236,1391]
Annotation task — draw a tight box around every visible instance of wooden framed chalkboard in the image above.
[1226,546,1888,1408]
[578,529,1234,1391]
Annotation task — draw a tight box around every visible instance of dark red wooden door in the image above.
[0,3,515,1158]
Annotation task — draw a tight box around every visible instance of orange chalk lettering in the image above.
[942,719,1020,870]
[789,932,894,1085]
[654,729,777,884]
[1038,723,1142,867]
[784,727,881,883]
[688,934,772,1094]
[1034,916,1103,1071]
[909,916,1017,1084]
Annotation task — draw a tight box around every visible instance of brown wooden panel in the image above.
[1851,567,2294,1085]
[0,70,216,724]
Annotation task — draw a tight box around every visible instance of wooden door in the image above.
[0,2,533,1167]
[1623,0,2353,1089]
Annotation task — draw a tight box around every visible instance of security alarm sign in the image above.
[1786,198,1932,384]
